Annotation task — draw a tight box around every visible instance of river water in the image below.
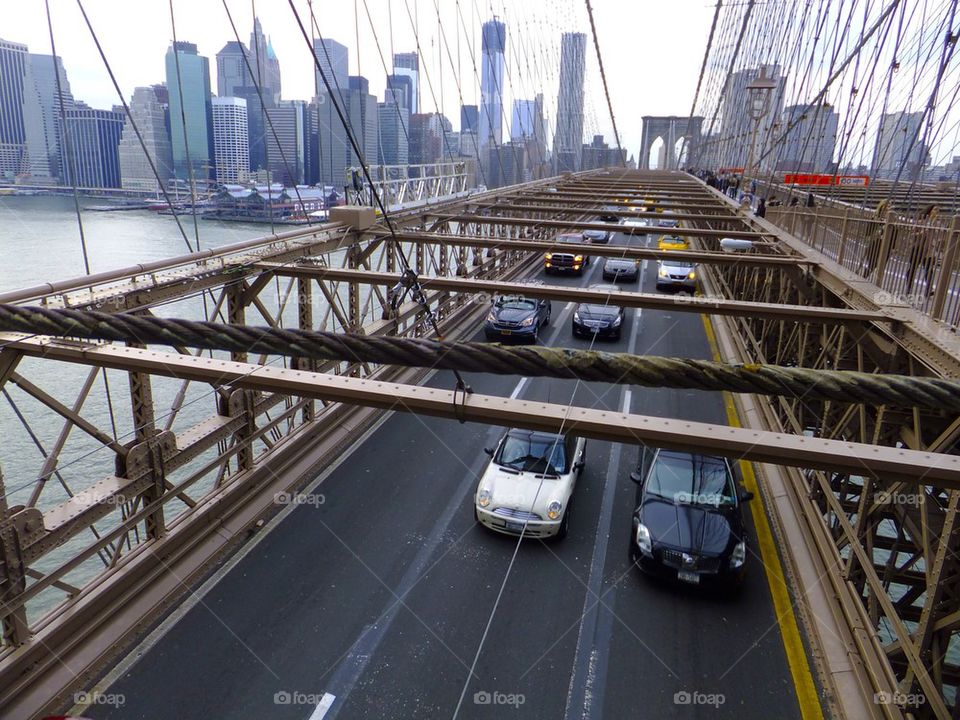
[0,195,277,618]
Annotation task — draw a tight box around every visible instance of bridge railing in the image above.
[762,197,960,329]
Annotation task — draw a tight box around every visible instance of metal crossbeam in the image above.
[257,264,885,323]
[429,213,763,238]
[2,335,955,485]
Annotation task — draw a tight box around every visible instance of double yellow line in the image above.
[702,314,824,720]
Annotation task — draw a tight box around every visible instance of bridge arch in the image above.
[639,116,703,170]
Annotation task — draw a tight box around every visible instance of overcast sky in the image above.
[2,0,715,162]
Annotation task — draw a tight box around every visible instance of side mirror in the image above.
[739,490,755,502]
[629,471,643,484]
[574,460,585,471]
[484,447,494,456]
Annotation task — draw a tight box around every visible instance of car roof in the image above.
[655,449,728,468]
[505,428,566,443]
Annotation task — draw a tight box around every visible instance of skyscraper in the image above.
[872,110,927,179]
[216,39,268,173]
[386,73,413,112]
[460,105,479,134]
[345,76,378,168]
[479,19,506,152]
[511,99,537,141]
[249,18,281,105]
[265,100,310,186]
[119,85,173,192]
[0,39,28,178]
[555,32,586,173]
[313,37,348,94]
[63,103,124,188]
[22,53,73,183]
[379,87,409,165]
[165,41,215,181]
[776,103,839,173]
[216,41,251,98]
[212,97,249,184]
[718,65,786,170]
[393,52,419,114]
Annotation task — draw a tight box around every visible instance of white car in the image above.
[475,429,586,539]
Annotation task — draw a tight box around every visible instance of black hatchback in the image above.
[484,294,551,343]
[572,284,625,340]
[629,448,752,587]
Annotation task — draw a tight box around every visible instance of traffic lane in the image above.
[332,286,637,719]
[88,363,527,720]
[598,258,803,719]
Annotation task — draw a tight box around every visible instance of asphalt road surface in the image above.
[86,228,810,720]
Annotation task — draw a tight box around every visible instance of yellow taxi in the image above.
[658,235,690,251]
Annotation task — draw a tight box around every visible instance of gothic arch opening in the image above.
[648,137,665,169]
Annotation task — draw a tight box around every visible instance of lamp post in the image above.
[743,67,777,199]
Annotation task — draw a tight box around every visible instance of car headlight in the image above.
[612,315,622,326]
[573,311,581,322]
[478,489,492,508]
[730,540,746,568]
[574,255,584,262]
[519,316,535,327]
[547,501,563,520]
[486,311,496,323]
[635,523,653,555]
[687,271,696,280]
[545,253,553,260]
[658,267,668,278]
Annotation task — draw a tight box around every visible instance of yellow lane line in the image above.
[702,314,824,720]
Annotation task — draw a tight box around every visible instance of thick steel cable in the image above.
[583,0,623,166]
[3,304,960,412]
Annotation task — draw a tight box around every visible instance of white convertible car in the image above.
[474,429,586,539]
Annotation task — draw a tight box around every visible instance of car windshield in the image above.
[662,262,694,272]
[558,235,582,243]
[495,433,568,475]
[645,452,735,506]
[663,236,684,244]
[496,297,536,311]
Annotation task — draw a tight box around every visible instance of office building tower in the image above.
[313,37,348,94]
[212,97,249,184]
[20,53,73,183]
[165,41,215,181]
[216,41,251,98]
[393,52,419,114]
[345,76,378,168]
[511,99,537,141]
[872,110,928,179]
[718,65,786,170]
[249,17,281,105]
[386,73,413,112]
[119,85,173,192]
[63,103,124,188]
[216,39,269,172]
[265,100,311,186]
[461,105,479,134]
[479,19,506,151]
[0,38,28,178]
[776,103,839,173]
[410,113,450,164]
[555,32,586,172]
[379,87,409,165]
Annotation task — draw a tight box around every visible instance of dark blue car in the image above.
[484,295,552,343]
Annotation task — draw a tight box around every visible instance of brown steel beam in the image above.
[257,264,885,323]
[429,214,764,238]
[473,203,741,222]
[369,231,805,266]
[2,336,957,485]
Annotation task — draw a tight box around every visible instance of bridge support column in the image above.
[127,346,166,539]
[297,278,316,422]
[0,466,29,647]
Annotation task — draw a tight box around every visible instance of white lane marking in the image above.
[622,390,632,414]
[510,376,529,400]
[308,693,337,720]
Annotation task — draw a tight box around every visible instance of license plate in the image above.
[505,521,525,533]
[678,570,700,584]
[500,329,512,335]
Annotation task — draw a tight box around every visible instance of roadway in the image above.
[85,227,810,720]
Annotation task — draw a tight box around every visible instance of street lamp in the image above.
[743,67,777,196]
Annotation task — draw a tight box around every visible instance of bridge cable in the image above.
[583,0,624,167]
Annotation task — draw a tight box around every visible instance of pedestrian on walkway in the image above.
[756,197,767,218]
[862,199,890,281]
[905,204,940,296]
[805,192,816,208]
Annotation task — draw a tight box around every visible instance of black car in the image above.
[584,229,610,244]
[598,206,620,223]
[629,448,752,587]
[602,256,640,282]
[545,233,590,275]
[572,284,625,340]
[484,294,551,343]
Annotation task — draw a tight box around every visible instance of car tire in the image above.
[556,504,571,540]
[545,267,552,276]
[543,309,551,327]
